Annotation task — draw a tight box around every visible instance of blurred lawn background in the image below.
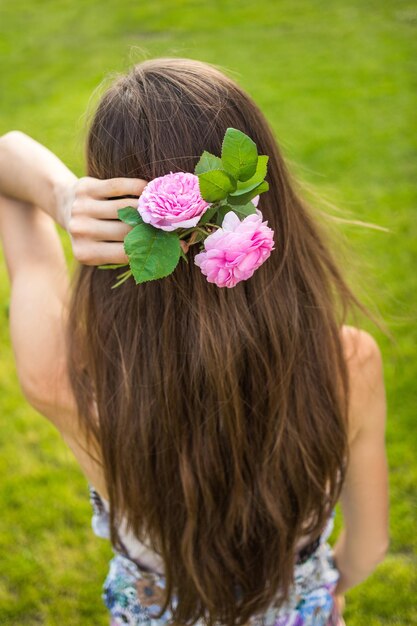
[0,0,416,624]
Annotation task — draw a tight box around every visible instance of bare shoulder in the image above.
[340,325,382,367]
[339,325,385,443]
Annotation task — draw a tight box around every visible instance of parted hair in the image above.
[67,58,364,626]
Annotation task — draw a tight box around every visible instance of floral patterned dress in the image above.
[89,487,344,626]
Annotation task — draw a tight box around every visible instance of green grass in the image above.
[0,0,416,623]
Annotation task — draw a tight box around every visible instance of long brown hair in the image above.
[67,58,364,626]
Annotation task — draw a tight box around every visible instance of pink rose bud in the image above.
[138,172,210,232]
[194,209,275,288]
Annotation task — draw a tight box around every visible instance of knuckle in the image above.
[76,176,92,196]
[68,216,83,236]
[70,197,84,217]
[72,242,84,263]
[72,242,93,265]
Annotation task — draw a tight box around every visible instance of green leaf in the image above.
[229,202,258,219]
[228,180,269,206]
[117,206,143,226]
[194,151,223,175]
[214,202,257,226]
[215,204,235,226]
[234,155,269,194]
[221,128,258,182]
[198,169,237,202]
[124,223,181,284]
[197,204,220,226]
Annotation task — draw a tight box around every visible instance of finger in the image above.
[80,176,148,200]
[75,241,129,266]
[70,217,132,241]
[84,198,141,220]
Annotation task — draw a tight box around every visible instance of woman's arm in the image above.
[0,130,77,228]
[0,194,74,426]
[0,126,147,409]
[0,130,147,264]
[0,128,148,498]
[333,327,390,595]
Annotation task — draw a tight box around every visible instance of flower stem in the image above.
[116,268,132,280]
[111,269,133,289]
[179,227,197,238]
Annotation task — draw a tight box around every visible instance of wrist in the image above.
[51,173,78,231]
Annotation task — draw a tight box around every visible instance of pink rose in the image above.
[138,172,210,232]
[194,209,275,288]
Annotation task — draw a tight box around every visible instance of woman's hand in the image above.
[59,176,147,266]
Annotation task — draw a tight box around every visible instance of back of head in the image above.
[68,58,354,626]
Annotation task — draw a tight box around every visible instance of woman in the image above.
[0,58,389,626]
